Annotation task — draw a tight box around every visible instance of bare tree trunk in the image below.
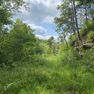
[84,0,88,21]
[71,0,78,45]
[72,0,82,42]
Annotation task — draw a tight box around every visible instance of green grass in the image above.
[0,51,94,94]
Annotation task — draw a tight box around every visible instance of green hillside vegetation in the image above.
[0,0,94,94]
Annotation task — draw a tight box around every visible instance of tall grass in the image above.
[0,48,94,94]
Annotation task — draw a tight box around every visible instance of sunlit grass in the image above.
[0,51,94,94]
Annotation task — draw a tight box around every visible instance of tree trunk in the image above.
[84,0,88,21]
[71,0,78,45]
[72,0,82,42]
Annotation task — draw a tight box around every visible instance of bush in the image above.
[88,32,94,42]
[0,20,38,66]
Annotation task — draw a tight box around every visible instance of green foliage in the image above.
[80,20,94,37]
[88,32,94,42]
[0,0,94,94]
[0,20,38,65]
[69,34,76,46]
[0,0,24,35]
[0,7,12,35]
[0,0,24,11]
[47,37,54,48]
[47,37,59,55]
[0,48,94,94]
[0,7,11,25]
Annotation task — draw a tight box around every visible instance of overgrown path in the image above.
[0,54,65,94]
[0,54,94,94]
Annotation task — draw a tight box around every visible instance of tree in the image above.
[76,0,94,22]
[55,0,76,35]
[0,0,24,11]
[72,0,81,41]
[59,32,68,47]
[0,20,37,65]
[54,0,80,46]
[47,36,54,54]
[9,20,36,60]
[0,0,24,36]
[47,36,54,48]
[0,7,12,36]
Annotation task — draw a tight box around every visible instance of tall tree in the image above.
[0,19,37,65]
[55,0,81,46]
[72,0,81,41]
[0,0,24,36]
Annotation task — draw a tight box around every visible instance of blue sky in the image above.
[13,0,61,40]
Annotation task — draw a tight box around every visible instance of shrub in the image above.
[88,32,94,42]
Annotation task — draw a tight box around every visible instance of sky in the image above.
[13,0,61,40]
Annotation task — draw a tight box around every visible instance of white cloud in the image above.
[26,23,59,40]
[25,23,50,39]
[43,16,54,23]
[35,35,51,40]
[28,24,48,36]
[13,0,61,39]
[14,0,61,24]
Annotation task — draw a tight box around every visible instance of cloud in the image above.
[13,0,61,39]
[28,23,48,36]
[26,23,58,40]
[43,16,54,23]
[14,0,61,24]
[36,35,51,40]
[25,23,50,39]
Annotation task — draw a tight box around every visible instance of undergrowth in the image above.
[0,48,94,94]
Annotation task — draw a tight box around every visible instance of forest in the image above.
[0,0,94,94]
